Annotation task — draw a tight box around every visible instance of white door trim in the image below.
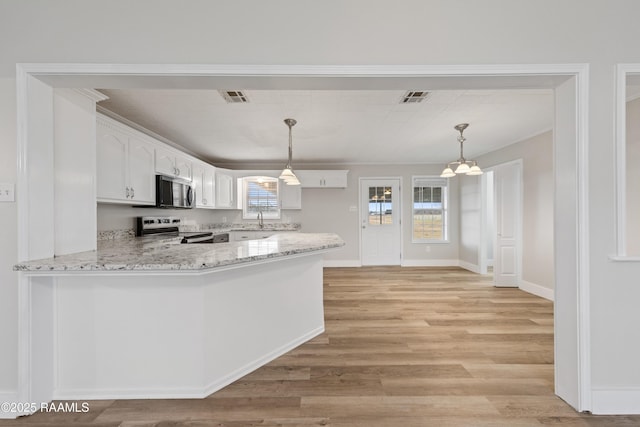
[15,62,590,412]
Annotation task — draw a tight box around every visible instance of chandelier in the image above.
[440,123,483,178]
[278,118,301,186]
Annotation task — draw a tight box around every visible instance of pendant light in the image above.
[440,123,483,178]
[279,118,300,186]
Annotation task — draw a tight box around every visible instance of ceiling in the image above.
[97,88,555,165]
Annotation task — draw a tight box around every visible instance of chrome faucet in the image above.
[257,210,264,229]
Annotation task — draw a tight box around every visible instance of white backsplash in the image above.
[97,203,303,232]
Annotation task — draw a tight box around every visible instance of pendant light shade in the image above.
[279,118,301,185]
[454,163,470,174]
[440,123,483,178]
[440,167,455,178]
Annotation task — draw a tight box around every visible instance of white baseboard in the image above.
[0,391,22,419]
[323,260,361,267]
[401,259,460,267]
[519,279,554,301]
[458,260,481,273]
[54,326,325,401]
[592,387,640,414]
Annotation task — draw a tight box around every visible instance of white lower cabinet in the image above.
[193,161,216,208]
[97,115,155,205]
[231,231,294,241]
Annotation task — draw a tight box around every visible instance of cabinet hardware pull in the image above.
[125,187,130,198]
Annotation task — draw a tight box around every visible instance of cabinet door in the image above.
[193,163,215,208]
[96,126,128,201]
[297,170,324,188]
[215,171,234,208]
[280,181,302,209]
[128,137,156,204]
[202,166,215,208]
[192,163,205,207]
[175,155,193,181]
[297,170,348,188]
[155,147,177,176]
[322,170,349,188]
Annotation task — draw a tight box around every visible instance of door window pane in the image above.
[368,186,393,225]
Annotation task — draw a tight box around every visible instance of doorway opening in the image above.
[16,63,589,412]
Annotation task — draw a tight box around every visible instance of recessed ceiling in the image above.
[97,88,554,165]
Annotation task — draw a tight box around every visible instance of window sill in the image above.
[412,240,449,244]
[609,255,640,262]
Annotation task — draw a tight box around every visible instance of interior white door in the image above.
[361,178,401,265]
[493,162,521,287]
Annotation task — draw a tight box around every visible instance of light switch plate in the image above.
[0,183,15,202]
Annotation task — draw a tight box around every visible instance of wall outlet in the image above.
[0,183,15,202]
[425,245,431,253]
[222,216,227,222]
[348,205,357,212]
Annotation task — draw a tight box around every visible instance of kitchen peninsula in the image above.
[15,232,344,400]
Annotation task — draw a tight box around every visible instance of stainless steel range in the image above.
[136,216,229,244]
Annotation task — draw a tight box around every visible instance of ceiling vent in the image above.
[400,91,430,104]
[219,90,249,103]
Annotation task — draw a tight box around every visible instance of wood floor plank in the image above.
[7,266,640,426]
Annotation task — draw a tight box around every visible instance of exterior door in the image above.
[360,178,401,265]
[493,162,521,287]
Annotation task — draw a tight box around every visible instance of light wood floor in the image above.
[6,267,640,426]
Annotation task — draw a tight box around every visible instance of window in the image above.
[242,176,280,220]
[615,65,640,257]
[412,176,448,242]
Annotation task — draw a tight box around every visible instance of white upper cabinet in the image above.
[96,115,155,205]
[297,170,349,188]
[192,161,216,209]
[155,146,193,181]
[280,181,302,209]
[126,136,155,204]
[215,168,235,209]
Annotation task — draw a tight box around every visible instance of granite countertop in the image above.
[181,222,301,233]
[14,232,344,274]
[98,223,301,241]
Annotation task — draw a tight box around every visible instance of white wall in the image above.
[0,78,18,393]
[2,0,640,413]
[458,175,482,271]
[53,89,98,255]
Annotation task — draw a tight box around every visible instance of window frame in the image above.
[241,176,281,220]
[411,175,449,243]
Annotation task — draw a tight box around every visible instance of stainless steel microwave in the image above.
[155,175,195,209]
